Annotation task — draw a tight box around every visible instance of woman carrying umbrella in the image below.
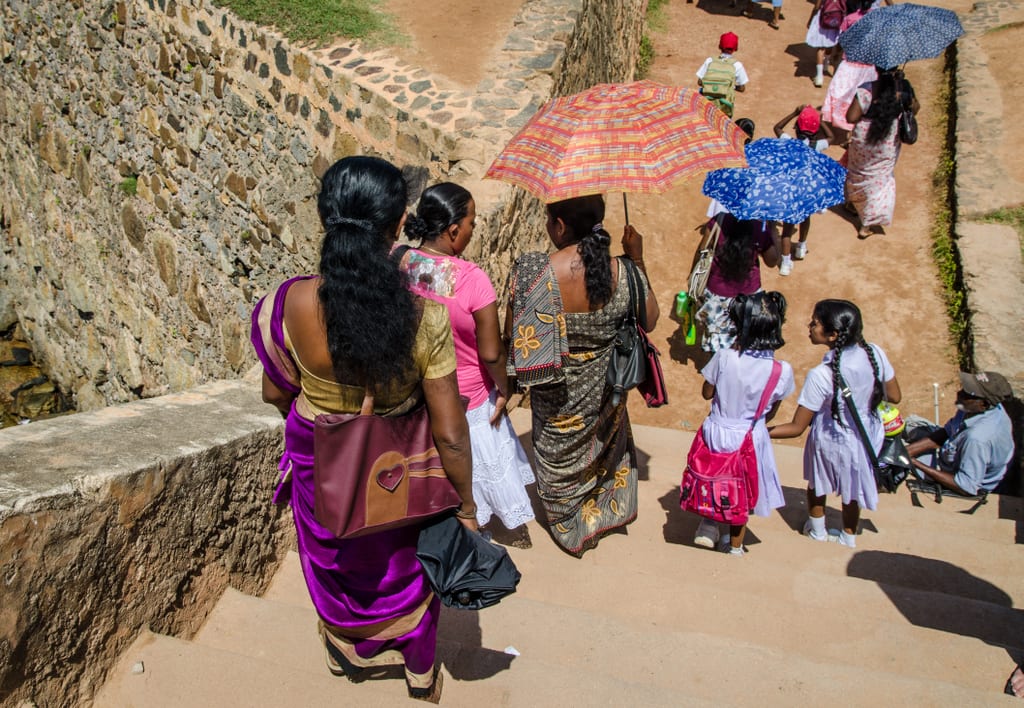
[844,68,919,238]
[504,195,659,557]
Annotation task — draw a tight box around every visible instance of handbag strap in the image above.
[359,388,375,415]
[750,360,782,430]
[619,257,647,331]
[838,373,881,470]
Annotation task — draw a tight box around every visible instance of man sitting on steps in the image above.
[906,371,1015,496]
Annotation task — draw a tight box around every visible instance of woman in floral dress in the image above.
[844,68,919,238]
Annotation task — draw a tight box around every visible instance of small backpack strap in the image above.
[751,360,782,428]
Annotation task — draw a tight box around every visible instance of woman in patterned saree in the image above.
[251,156,477,703]
[504,194,659,556]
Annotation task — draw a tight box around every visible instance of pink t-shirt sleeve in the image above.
[456,261,497,313]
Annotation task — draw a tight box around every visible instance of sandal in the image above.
[408,667,443,703]
[1005,664,1023,696]
[319,623,368,682]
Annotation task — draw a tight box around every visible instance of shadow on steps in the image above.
[848,550,1024,656]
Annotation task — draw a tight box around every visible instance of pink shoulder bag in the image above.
[680,360,781,526]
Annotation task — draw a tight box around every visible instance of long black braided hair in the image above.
[316,156,416,390]
[813,299,884,424]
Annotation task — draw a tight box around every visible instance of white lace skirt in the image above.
[805,13,840,48]
[467,390,536,529]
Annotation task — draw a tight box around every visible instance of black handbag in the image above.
[416,514,521,610]
[897,77,918,145]
[839,377,908,494]
[607,259,646,407]
[898,111,918,145]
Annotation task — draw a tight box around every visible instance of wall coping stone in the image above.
[953,0,1024,395]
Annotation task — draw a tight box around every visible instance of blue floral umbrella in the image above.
[838,3,964,70]
[701,138,847,224]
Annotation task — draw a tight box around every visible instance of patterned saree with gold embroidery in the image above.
[511,252,641,556]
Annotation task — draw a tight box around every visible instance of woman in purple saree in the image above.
[250,156,477,703]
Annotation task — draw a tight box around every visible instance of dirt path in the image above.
[380,0,526,89]
[383,0,971,439]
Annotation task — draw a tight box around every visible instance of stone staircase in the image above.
[94,414,1022,706]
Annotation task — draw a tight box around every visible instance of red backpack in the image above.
[680,361,781,526]
[819,0,846,30]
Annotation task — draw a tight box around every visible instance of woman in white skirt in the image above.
[399,183,536,545]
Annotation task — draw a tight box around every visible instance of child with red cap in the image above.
[772,105,835,275]
[696,32,749,118]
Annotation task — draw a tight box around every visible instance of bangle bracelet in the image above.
[454,506,477,520]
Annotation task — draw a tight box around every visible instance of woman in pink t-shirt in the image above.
[399,183,536,546]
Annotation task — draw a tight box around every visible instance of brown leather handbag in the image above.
[313,389,461,539]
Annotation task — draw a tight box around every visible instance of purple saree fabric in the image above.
[251,277,438,676]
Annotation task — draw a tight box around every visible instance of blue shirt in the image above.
[938,405,1014,494]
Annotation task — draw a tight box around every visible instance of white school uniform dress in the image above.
[701,349,795,516]
[799,343,895,511]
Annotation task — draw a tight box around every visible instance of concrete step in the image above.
[95,623,709,707]
[195,585,999,706]
[92,629,400,708]
[263,549,1021,693]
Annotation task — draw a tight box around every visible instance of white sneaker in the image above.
[802,518,827,541]
[718,536,744,555]
[779,259,793,276]
[793,242,807,260]
[694,519,720,549]
[813,75,823,88]
[827,530,857,548]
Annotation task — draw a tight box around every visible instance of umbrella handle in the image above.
[622,194,629,225]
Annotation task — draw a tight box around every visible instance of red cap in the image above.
[796,105,821,134]
[719,32,739,52]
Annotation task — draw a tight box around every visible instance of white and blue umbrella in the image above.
[701,137,847,224]
[838,3,964,70]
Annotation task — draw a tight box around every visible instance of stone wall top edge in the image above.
[0,379,281,510]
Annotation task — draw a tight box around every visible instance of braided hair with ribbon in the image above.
[812,299,884,424]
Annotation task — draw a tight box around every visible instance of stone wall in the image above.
[0,380,292,706]
[952,1,1024,493]
[0,0,647,417]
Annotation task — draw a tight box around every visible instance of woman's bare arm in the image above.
[769,405,816,438]
[262,372,297,417]
[422,371,478,530]
[472,302,509,426]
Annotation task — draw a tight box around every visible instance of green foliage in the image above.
[119,176,138,197]
[637,0,669,79]
[211,0,400,46]
[930,59,969,366]
[637,35,655,79]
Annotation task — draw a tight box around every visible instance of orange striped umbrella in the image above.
[484,81,749,205]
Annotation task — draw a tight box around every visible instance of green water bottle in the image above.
[675,291,697,345]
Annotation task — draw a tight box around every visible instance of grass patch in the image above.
[212,0,401,47]
[637,0,670,78]
[647,0,670,32]
[119,176,138,197]
[979,206,1024,259]
[930,50,970,367]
